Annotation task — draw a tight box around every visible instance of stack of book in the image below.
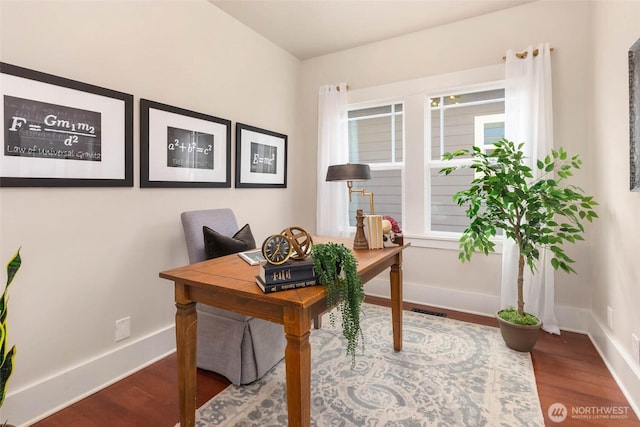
[255,258,319,293]
[364,214,384,249]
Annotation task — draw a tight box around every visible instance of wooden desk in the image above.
[160,236,409,427]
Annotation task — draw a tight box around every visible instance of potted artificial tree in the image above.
[311,242,365,367]
[440,139,598,351]
[1,249,21,427]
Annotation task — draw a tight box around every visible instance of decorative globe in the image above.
[281,226,313,260]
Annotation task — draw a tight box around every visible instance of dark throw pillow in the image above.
[203,223,256,259]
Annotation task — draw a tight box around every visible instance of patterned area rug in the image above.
[190,304,544,426]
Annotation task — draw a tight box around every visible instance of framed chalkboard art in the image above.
[140,99,231,188]
[235,123,287,188]
[0,62,133,187]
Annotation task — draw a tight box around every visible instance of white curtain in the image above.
[316,83,350,236]
[502,43,559,334]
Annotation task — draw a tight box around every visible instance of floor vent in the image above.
[411,308,447,318]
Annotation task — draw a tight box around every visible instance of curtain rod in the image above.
[502,47,554,61]
[336,85,350,92]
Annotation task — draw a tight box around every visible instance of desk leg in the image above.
[176,298,197,427]
[390,253,403,352]
[284,308,312,427]
[313,315,322,329]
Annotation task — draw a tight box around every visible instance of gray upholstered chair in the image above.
[180,208,286,385]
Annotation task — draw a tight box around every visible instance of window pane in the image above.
[429,89,504,233]
[394,113,403,162]
[348,105,389,119]
[347,103,404,231]
[430,168,473,233]
[430,167,503,235]
[349,104,403,164]
[430,90,504,160]
[484,121,504,144]
[348,169,402,229]
[474,113,505,154]
[348,103,402,119]
[349,116,393,163]
[430,89,504,108]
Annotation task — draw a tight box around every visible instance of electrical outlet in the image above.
[632,334,640,365]
[115,317,131,342]
[607,306,614,331]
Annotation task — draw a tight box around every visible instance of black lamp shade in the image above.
[325,163,371,181]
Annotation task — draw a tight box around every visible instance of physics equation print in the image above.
[140,99,230,188]
[0,62,133,187]
[235,123,287,188]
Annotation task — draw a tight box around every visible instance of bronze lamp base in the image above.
[353,209,369,250]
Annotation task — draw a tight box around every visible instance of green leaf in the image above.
[0,249,21,409]
[0,345,15,407]
[439,167,455,176]
[1,249,21,325]
[312,243,364,367]
[5,250,20,292]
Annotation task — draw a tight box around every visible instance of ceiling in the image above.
[210,0,535,60]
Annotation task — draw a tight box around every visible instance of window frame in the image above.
[345,64,505,251]
[424,84,506,242]
[345,100,405,229]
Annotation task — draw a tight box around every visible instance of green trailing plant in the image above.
[1,249,21,409]
[440,138,598,323]
[311,242,365,367]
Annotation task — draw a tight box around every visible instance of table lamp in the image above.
[325,163,373,249]
[325,163,374,214]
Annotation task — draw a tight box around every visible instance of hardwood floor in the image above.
[33,298,639,427]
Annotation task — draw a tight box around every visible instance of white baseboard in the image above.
[365,276,589,332]
[6,281,639,425]
[366,276,640,420]
[2,325,176,427]
[588,315,640,420]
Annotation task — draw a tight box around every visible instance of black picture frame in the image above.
[0,62,133,187]
[235,123,287,188]
[630,39,640,191]
[140,99,231,188]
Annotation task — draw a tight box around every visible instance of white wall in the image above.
[590,0,640,415]
[298,0,637,415]
[0,1,301,424]
[299,0,593,318]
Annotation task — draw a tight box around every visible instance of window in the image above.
[347,103,404,228]
[343,63,505,247]
[427,89,505,234]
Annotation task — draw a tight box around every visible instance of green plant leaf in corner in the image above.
[440,139,598,319]
[0,344,15,408]
[0,248,21,410]
[1,250,21,324]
